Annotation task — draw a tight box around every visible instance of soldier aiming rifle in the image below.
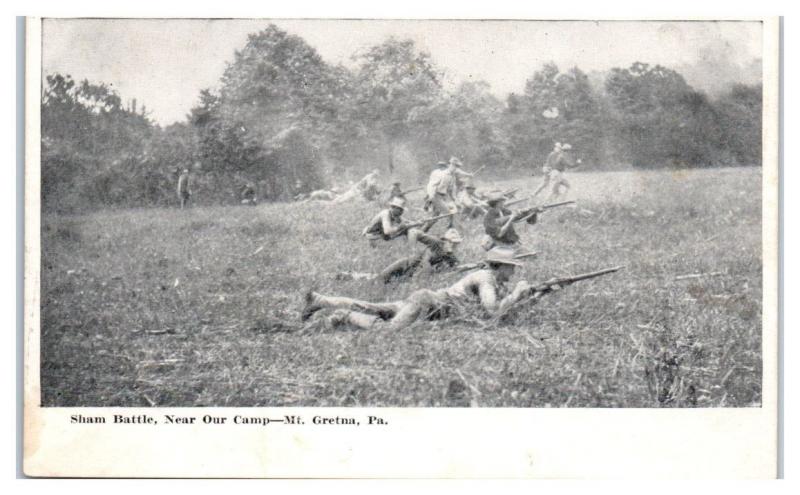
[302,247,621,331]
[362,196,455,246]
[482,192,575,251]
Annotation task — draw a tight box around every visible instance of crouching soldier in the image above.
[383,227,463,282]
[339,228,463,283]
[302,246,532,330]
[481,191,538,251]
[457,180,488,218]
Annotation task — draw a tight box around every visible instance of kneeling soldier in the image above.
[482,191,538,250]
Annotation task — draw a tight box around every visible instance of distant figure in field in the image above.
[302,246,531,331]
[240,182,258,206]
[331,171,380,204]
[177,168,192,209]
[385,181,405,203]
[532,142,581,201]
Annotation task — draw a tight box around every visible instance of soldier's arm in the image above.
[381,211,403,236]
[475,272,499,313]
[415,231,443,249]
[497,280,534,316]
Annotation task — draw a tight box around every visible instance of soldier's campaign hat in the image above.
[486,246,523,266]
[485,190,507,205]
[392,181,401,186]
[388,197,406,209]
[436,160,448,167]
[561,143,572,150]
[465,182,477,190]
[554,142,562,150]
[449,156,463,167]
[441,228,463,244]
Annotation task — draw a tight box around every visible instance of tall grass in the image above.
[40,167,762,407]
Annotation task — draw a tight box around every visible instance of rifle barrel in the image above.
[540,200,576,210]
[505,197,530,207]
[540,266,623,288]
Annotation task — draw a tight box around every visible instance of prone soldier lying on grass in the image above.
[303,246,531,330]
[302,247,621,331]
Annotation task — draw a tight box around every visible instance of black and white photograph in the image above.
[35,18,770,409]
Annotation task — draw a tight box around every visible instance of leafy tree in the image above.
[351,38,444,173]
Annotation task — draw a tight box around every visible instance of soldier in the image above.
[426,160,460,227]
[240,181,258,205]
[177,168,191,209]
[385,181,405,203]
[481,191,538,251]
[533,142,580,200]
[361,196,408,245]
[339,227,464,284]
[457,180,488,218]
[302,246,533,330]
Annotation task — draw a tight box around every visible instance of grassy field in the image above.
[40,167,762,407]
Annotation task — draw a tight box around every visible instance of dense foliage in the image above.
[41,25,762,212]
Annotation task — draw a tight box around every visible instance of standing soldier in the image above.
[177,168,191,209]
[426,160,459,227]
[533,142,580,200]
[546,143,580,200]
[482,191,538,251]
[361,196,409,246]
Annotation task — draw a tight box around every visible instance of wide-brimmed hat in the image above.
[441,228,463,244]
[391,181,401,186]
[449,156,463,167]
[388,197,406,209]
[486,246,522,266]
[561,143,572,150]
[554,142,562,150]
[436,160,448,167]
[486,191,507,205]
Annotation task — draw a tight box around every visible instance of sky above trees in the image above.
[42,19,762,125]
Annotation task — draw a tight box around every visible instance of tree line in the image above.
[41,24,762,212]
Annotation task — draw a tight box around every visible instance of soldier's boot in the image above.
[327,309,379,330]
[301,290,323,321]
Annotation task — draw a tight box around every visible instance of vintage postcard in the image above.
[23,17,779,477]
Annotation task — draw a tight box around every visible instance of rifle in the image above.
[513,200,576,222]
[505,196,530,208]
[496,265,623,319]
[468,164,487,176]
[389,212,455,239]
[455,251,538,273]
[503,187,519,198]
[399,186,424,196]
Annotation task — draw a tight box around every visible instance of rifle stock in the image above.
[390,212,455,238]
[400,187,423,195]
